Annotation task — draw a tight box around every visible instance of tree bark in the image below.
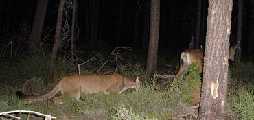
[199,0,233,119]
[195,0,202,49]
[90,0,100,49]
[235,0,243,62]
[133,3,140,48]
[115,0,124,46]
[142,1,150,49]
[200,0,207,50]
[30,0,48,53]
[49,0,65,81]
[146,0,160,75]
[71,0,78,60]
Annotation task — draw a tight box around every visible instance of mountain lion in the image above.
[176,46,236,78]
[176,46,236,105]
[17,73,140,103]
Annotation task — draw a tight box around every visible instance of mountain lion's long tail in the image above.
[16,84,61,103]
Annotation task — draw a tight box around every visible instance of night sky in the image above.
[0,0,253,58]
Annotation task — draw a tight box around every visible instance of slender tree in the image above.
[235,0,243,62]
[49,0,65,81]
[133,0,142,48]
[116,0,124,46]
[199,0,233,119]
[90,0,100,48]
[142,0,150,49]
[200,0,207,49]
[146,0,160,75]
[71,0,78,60]
[195,0,202,49]
[30,0,48,53]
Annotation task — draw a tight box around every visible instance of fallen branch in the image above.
[0,110,56,120]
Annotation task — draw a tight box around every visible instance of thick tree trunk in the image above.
[146,0,160,75]
[49,0,65,81]
[30,0,48,53]
[199,0,233,119]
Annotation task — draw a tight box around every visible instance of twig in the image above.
[78,64,81,75]
[96,60,109,73]
[10,41,13,57]
[78,56,96,66]
[153,73,176,79]
[110,46,132,72]
[110,46,132,56]
[77,56,97,74]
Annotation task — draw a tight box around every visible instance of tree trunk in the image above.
[200,0,207,49]
[195,0,202,49]
[71,0,78,60]
[49,0,65,81]
[235,0,243,62]
[199,0,233,119]
[133,5,140,48]
[30,0,48,53]
[146,0,160,75]
[142,1,150,49]
[115,0,124,46]
[90,0,100,49]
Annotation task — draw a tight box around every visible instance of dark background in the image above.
[0,0,253,58]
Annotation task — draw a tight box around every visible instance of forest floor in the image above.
[0,51,253,120]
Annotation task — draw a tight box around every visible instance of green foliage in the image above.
[231,88,254,120]
[0,54,74,88]
[111,104,158,120]
[0,86,176,119]
[170,64,201,105]
[0,54,201,119]
[117,64,145,77]
[228,61,254,119]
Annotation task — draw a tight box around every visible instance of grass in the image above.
[1,51,254,120]
[228,62,254,120]
[0,52,201,120]
[231,88,254,120]
[0,86,176,119]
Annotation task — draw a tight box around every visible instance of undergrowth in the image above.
[0,87,177,119]
[231,88,254,120]
[170,64,201,105]
[229,62,254,120]
[5,54,254,119]
[0,54,176,119]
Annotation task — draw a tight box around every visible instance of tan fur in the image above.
[176,49,203,78]
[176,46,236,78]
[229,45,236,61]
[21,73,140,103]
[176,47,236,105]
